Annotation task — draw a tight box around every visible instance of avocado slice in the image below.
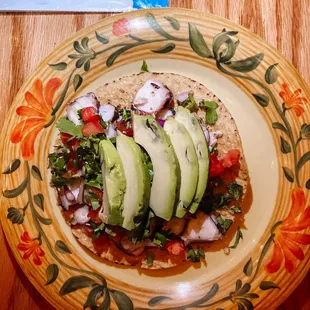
[99,139,126,225]
[133,114,180,221]
[164,118,199,217]
[175,106,209,213]
[116,132,151,231]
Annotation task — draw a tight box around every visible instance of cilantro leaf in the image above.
[187,248,200,262]
[197,248,205,259]
[231,205,242,214]
[230,227,243,249]
[205,108,218,125]
[119,108,132,122]
[180,93,199,112]
[201,100,218,109]
[152,232,167,247]
[141,60,149,72]
[227,182,243,200]
[56,117,83,138]
[147,252,154,265]
[202,100,218,125]
[216,215,233,234]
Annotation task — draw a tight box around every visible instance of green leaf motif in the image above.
[164,16,180,30]
[237,283,251,296]
[235,279,242,292]
[265,63,278,84]
[237,298,253,310]
[152,43,176,53]
[306,179,310,189]
[37,214,52,225]
[243,293,259,299]
[98,288,111,310]
[95,31,109,44]
[76,57,87,68]
[213,30,238,61]
[110,290,134,310]
[251,234,275,281]
[48,62,67,71]
[84,59,91,72]
[253,93,269,107]
[188,23,213,58]
[83,285,104,309]
[195,283,219,305]
[7,207,24,224]
[259,281,279,290]
[272,122,288,134]
[226,53,264,72]
[31,165,43,181]
[297,151,310,171]
[3,178,28,198]
[34,193,44,211]
[243,258,253,277]
[45,264,59,285]
[2,159,21,174]
[282,167,294,183]
[280,136,291,154]
[73,74,83,92]
[60,276,97,296]
[141,60,149,72]
[81,37,89,50]
[55,240,72,254]
[148,296,172,307]
[146,13,177,40]
[74,41,85,54]
[106,45,133,67]
[220,39,239,63]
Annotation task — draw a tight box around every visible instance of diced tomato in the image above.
[88,210,102,224]
[88,186,103,200]
[67,159,78,174]
[222,149,240,168]
[82,120,105,137]
[81,107,100,123]
[115,120,133,137]
[93,233,109,246]
[165,240,185,256]
[61,133,72,144]
[209,154,225,178]
[66,153,82,174]
[61,133,80,151]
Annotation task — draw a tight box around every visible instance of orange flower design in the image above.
[279,82,308,117]
[10,78,62,160]
[112,18,130,36]
[17,231,45,266]
[265,188,310,273]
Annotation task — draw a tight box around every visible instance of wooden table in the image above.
[0,0,309,309]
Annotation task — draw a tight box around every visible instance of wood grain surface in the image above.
[0,0,309,309]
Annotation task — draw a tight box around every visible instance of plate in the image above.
[1,8,310,310]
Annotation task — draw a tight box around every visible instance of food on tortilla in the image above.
[48,71,248,269]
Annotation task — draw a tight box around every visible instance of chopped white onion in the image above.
[209,131,223,149]
[176,90,193,103]
[106,124,117,139]
[99,104,116,122]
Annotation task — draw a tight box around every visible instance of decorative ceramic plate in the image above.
[1,8,310,310]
